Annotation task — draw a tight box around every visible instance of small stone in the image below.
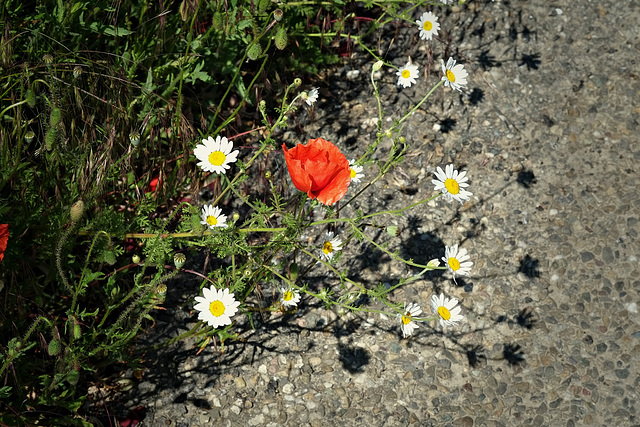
[248,414,265,426]
[230,405,241,415]
[282,383,294,394]
[614,369,629,379]
[580,251,595,262]
[234,377,246,389]
[309,357,322,367]
[457,416,474,427]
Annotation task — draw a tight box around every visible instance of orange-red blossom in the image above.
[282,138,351,206]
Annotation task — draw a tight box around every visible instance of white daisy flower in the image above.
[398,302,422,338]
[279,286,301,308]
[200,204,228,229]
[348,159,365,183]
[193,135,239,174]
[396,61,419,88]
[194,287,241,328]
[306,87,319,106]
[442,244,473,278]
[431,293,464,327]
[441,57,468,92]
[416,12,440,41]
[320,232,342,261]
[432,164,472,203]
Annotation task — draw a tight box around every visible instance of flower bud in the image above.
[103,250,116,266]
[132,254,141,264]
[73,66,82,79]
[384,129,392,138]
[73,323,82,340]
[243,269,252,277]
[232,212,240,222]
[247,43,262,61]
[156,284,167,296]
[70,199,85,223]
[259,99,266,110]
[50,108,62,127]
[129,130,140,147]
[174,253,186,268]
[372,60,384,71]
[289,262,299,281]
[45,128,57,151]
[264,171,272,180]
[274,9,283,21]
[385,225,400,237]
[26,88,36,108]
[275,27,287,50]
[427,259,441,268]
[25,130,35,143]
[398,136,406,144]
[293,78,302,87]
[43,54,53,65]
[48,339,61,356]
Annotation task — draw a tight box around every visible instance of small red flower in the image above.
[0,224,8,262]
[282,138,351,206]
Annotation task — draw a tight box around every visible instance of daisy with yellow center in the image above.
[305,87,319,106]
[440,57,468,92]
[279,286,301,308]
[193,135,239,174]
[431,293,463,328]
[432,164,472,203]
[200,205,228,229]
[348,159,365,184]
[397,302,422,338]
[320,232,343,261]
[416,11,440,41]
[396,61,419,88]
[442,244,473,279]
[194,286,240,328]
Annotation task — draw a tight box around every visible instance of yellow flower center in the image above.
[209,150,226,166]
[423,21,432,31]
[402,312,412,325]
[207,215,218,226]
[438,306,451,320]
[444,178,460,195]
[350,168,357,179]
[402,69,411,79]
[323,241,333,254]
[209,300,225,317]
[284,290,293,301]
[446,69,455,83]
[448,257,460,271]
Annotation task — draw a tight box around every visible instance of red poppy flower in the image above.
[282,138,351,206]
[0,224,9,262]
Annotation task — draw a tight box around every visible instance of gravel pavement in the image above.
[94,0,640,425]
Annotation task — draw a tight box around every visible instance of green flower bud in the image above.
[103,250,116,266]
[44,128,57,151]
[48,339,61,356]
[259,100,266,110]
[26,88,36,108]
[174,253,186,268]
[385,225,400,237]
[293,78,302,87]
[50,108,62,127]
[289,262,299,281]
[70,199,85,223]
[247,43,262,61]
[264,171,272,179]
[372,60,384,72]
[212,12,223,30]
[156,284,167,296]
[243,269,252,277]
[25,130,35,143]
[275,27,287,50]
[132,254,141,264]
[384,129,392,138]
[73,324,82,340]
[129,130,140,147]
[398,136,406,144]
[274,9,283,21]
[73,66,82,79]
[232,212,240,222]
[43,54,53,65]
